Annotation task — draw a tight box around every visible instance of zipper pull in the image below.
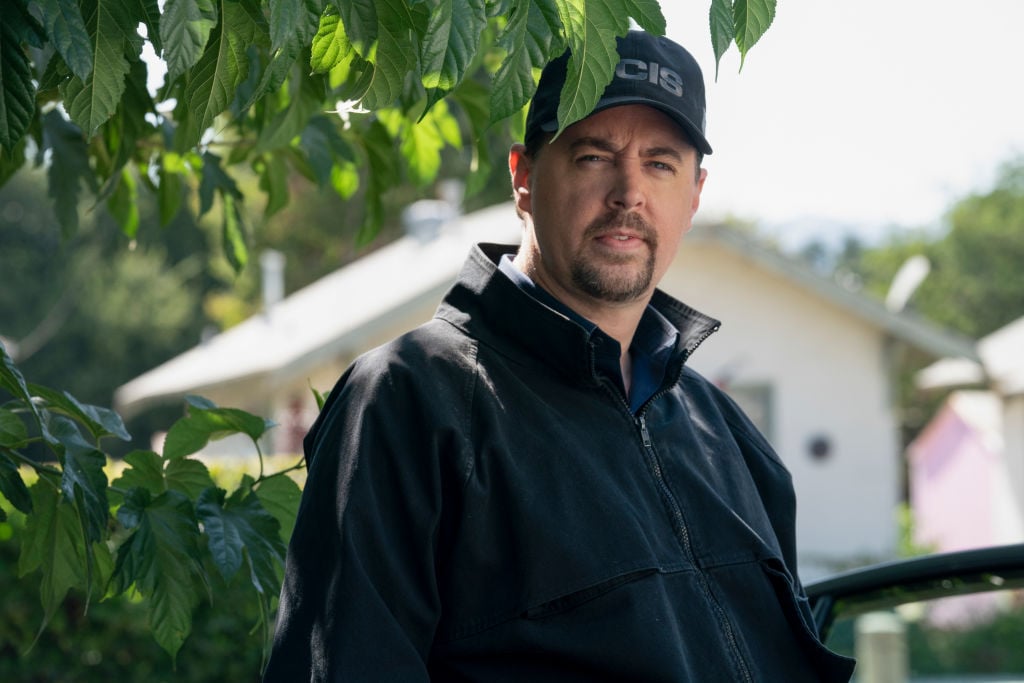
[638,415,652,448]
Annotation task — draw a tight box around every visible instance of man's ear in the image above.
[509,143,532,216]
[689,167,707,221]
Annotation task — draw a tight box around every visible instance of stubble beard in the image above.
[570,211,658,304]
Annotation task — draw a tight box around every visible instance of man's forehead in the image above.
[560,105,697,153]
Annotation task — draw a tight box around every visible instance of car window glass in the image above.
[825,588,1024,681]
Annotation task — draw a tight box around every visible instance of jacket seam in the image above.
[437,562,696,644]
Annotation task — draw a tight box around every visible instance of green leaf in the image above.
[27,383,131,443]
[733,0,775,69]
[419,0,486,109]
[266,0,299,50]
[709,0,734,78]
[0,342,56,447]
[552,0,627,136]
[3,0,48,49]
[198,150,241,216]
[111,449,166,498]
[254,473,302,542]
[18,479,92,635]
[0,342,30,401]
[162,396,274,460]
[254,69,327,153]
[490,0,541,125]
[358,118,401,244]
[269,0,322,53]
[0,407,29,449]
[310,6,354,73]
[108,166,140,237]
[452,75,495,196]
[0,1,42,154]
[358,0,418,110]
[61,0,138,138]
[37,48,72,96]
[0,137,28,187]
[0,450,33,514]
[164,457,215,498]
[157,154,185,225]
[541,0,665,136]
[174,0,267,151]
[113,488,204,661]
[258,153,289,217]
[298,114,355,186]
[36,0,94,82]
[330,160,359,199]
[46,414,109,546]
[622,0,665,33]
[134,0,163,53]
[236,29,303,114]
[400,102,458,186]
[104,57,157,176]
[161,0,218,82]
[42,109,93,239]
[196,486,286,592]
[221,192,248,272]
[336,0,378,56]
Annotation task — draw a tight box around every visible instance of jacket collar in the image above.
[436,243,720,388]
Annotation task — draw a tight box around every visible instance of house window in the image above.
[725,383,774,443]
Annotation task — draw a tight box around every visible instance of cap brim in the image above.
[539,96,713,155]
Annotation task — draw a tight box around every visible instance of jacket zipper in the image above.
[634,407,754,683]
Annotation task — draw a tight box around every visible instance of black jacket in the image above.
[264,243,855,682]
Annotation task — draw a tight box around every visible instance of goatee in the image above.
[570,211,657,303]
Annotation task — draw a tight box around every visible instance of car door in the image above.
[806,543,1024,682]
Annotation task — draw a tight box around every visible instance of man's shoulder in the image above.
[350,318,478,381]
[678,366,785,469]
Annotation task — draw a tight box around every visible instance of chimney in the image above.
[260,249,286,313]
[401,179,465,242]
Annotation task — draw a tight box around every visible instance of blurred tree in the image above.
[839,157,1024,339]
[0,171,205,405]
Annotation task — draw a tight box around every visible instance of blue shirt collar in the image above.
[498,254,678,412]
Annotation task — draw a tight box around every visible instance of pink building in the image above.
[907,391,1018,553]
[907,390,1023,626]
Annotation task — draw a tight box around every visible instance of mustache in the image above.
[583,211,656,242]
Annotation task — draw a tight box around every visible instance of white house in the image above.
[115,201,978,578]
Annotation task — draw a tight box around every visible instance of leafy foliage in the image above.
[0,341,303,663]
[0,0,775,270]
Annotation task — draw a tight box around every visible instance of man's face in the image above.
[510,104,706,318]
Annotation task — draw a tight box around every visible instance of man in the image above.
[264,31,855,681]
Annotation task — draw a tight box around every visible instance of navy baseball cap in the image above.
[525,30,712,155]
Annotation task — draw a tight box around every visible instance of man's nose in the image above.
[606,162,645,211]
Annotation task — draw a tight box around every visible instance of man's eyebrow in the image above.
[568,136,684,161]
[568,136,618,154]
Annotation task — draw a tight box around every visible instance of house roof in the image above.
[687,226,980,362]
[115,205,980,417]
[908,390,1004,463]
[917,315,1024,396]
[114,203,520,417]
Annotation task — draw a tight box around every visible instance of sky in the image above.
[660,0,1024,248]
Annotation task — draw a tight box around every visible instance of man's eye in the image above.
[649,161,676,173]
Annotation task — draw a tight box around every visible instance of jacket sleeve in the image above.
[263,350,463,682]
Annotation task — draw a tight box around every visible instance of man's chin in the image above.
[572,267,653,304]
